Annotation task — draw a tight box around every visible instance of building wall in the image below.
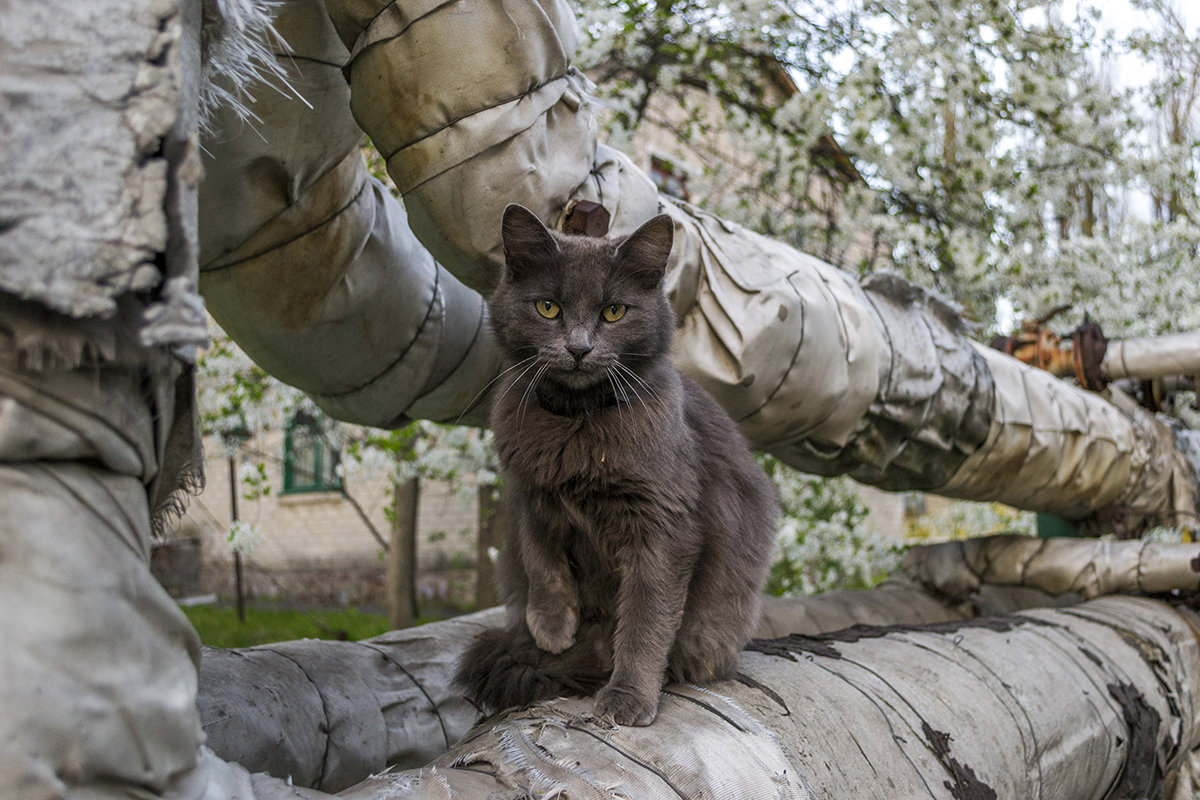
[168,431,479,608]
[854,482,952,541]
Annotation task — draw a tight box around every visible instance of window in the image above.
[649,155,690,201]
[283,410,342,494]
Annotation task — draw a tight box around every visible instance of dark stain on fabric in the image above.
[1107,681,1166,799]
[746,615,1048,662]
[922,722,998,800]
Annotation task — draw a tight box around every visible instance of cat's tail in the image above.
[454,621,612,714]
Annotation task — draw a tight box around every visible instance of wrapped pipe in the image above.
[194,0,1198,527]
[198,0,501,427]
[903,533,1200,601]
[314,0,1196,529]
[0,1,209,796]
[192,595,1200,800]
[1103,330,1200,382]
[196,582,1091,792]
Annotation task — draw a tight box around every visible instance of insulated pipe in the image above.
[0,1,209,797]
[371,596,1200,800]
[904,533,1200,600]
[194,595,1200,800]
[319,0,1196,527]
[198,0,501,427]
[197,587,978,789]
[1103,330,1200,381]
[195,0,1198,528]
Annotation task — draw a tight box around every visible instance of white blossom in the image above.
[226,521,261,555]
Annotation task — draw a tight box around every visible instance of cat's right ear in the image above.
[614,214,674,288]
[501,204,559,280]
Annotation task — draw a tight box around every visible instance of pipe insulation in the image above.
[1103,330,1200,381]
[311,0,1197,526]
[195,595,1200,800]
[198,0,501,427]
[903,533,1200,600]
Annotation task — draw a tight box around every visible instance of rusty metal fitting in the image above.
[992,324,1076,378]
[988,334,1019,356]
[991,314,1111,394]
[1071,321,1108,392]
[562,200,611,237]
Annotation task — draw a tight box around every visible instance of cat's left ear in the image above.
[615,214,674,286]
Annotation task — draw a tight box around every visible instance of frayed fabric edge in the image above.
[200,0,308,133]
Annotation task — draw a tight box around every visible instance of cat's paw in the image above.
[526,603,578,654]
[594,683,659,727]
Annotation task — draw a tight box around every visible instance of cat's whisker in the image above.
[625,375,652,413]
[611,358,659,396]
[614,362,659,406]
[489,357,546,426]
[609,371,638,417]
[452,353,541,425]
[628,375,660,406]
[606,373,626,421]
[608,366,649,415]
[516,364,540,422]
[514,365,538,422]
[517,363,549,430]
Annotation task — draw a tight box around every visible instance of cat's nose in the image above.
[566,330,593,362]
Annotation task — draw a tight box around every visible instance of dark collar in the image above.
[535,384,630,418]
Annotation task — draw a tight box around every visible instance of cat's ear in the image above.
[501,204,559,279]
[615,214,674,286]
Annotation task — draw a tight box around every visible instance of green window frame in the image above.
[282,411,342,494]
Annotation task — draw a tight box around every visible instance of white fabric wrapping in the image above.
[197,609,503,791]
[199,0,501,427]
[937,346,1197,526]
[0,2,219,796]
[0,360,205,798]
[1103,331,1200,381]
[903,533,1200,600]
[208,595,1200,800]
[663,206,883,454]
[310,0,1196,525]
[938,344,1134,514]
[194,583,1083,791]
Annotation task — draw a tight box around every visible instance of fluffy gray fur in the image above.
[455,205,779,726]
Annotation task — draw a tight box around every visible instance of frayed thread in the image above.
[199,0,308,133]
[150,468,205,539]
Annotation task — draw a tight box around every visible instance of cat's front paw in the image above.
[595,683,659,727]
[526,603,578,654]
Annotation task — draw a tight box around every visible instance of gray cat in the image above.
[454,204,778,726]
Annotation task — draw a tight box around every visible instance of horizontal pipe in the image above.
[1103,331,1200,381]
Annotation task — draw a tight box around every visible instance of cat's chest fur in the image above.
[493,389,701,541]
[496,399,689,490]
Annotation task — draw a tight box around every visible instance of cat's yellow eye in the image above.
[602,303,627,322]
[536,300,561,319]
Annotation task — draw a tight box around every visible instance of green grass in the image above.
[181,604,392,648]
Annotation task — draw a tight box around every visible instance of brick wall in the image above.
[167,432,480,607]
